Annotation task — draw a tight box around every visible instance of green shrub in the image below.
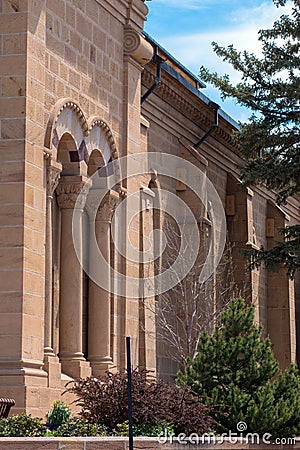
[133,421,174,437]
[55,417,107,437]
[46,401,71,430]
[65,369,216,435]
[113,420,174,437]
[0,414,46,437]
[112,421,129,436]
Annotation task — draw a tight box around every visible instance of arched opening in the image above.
[57,133,87,176]
[44,100,123,379]
[53,133,90,377]
[87,149,105,177]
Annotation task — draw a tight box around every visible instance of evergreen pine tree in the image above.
[178,299,300,437]
[199,0,300,278]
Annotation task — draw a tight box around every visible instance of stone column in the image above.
[44,157,62,357]
[139,186,156,373]
[56,175,92,379]
[87,190,119,376]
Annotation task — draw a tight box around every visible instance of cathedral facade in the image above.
[0,0,299,415]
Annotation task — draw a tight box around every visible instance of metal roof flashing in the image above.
[143,32,239,131]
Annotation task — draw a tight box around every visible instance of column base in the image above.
[61,359,91,379]
[43,354,62,387]
[44,347,56,357]
[0,360,48,415]
[89,356,113,377]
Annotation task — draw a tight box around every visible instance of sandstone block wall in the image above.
[0,0,299,415]
[141,54,300,379]
[0,0,155,414]
[0,437,298,450]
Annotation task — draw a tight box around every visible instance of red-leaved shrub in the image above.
[65,369,216,434]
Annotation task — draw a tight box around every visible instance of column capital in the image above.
[56,175,92,210]
[86,190,120,223]
[97,191,120,222]
[46,159,62,198]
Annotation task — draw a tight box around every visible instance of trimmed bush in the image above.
[113,420,174,437]
[0,414,46,437]
[55,417,107,437]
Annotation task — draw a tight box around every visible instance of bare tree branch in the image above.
[144,215,244,372]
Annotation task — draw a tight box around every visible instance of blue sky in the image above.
[144,0,292,123]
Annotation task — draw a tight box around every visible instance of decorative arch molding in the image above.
[45,98,88,151]
[44,99,121,179]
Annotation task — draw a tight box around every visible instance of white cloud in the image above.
[147,1,294,120]
[152,0,233,9]
[151,0,294,12]
[158,1,293,83]
[230,1,293,25]
[153,1,294,120]
[162,26,268,86]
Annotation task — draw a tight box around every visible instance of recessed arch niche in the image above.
[44,99,123,377]
[44,98,122,188]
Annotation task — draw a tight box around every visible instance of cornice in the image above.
[95,0,128,25]
[142,66,239,151]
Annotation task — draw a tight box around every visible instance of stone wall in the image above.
[141,54,300,380]
[0,0,154,414]
[0,0,299,415]
[0,437,298,450]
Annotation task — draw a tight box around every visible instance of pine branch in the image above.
[199,0,300,276]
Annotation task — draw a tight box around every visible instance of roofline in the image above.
[143,32,239,130]
[143,31,206,89]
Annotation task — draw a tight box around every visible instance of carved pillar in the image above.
[44,157,62,357]
[56,175,92,379]
[87,190,119,375]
